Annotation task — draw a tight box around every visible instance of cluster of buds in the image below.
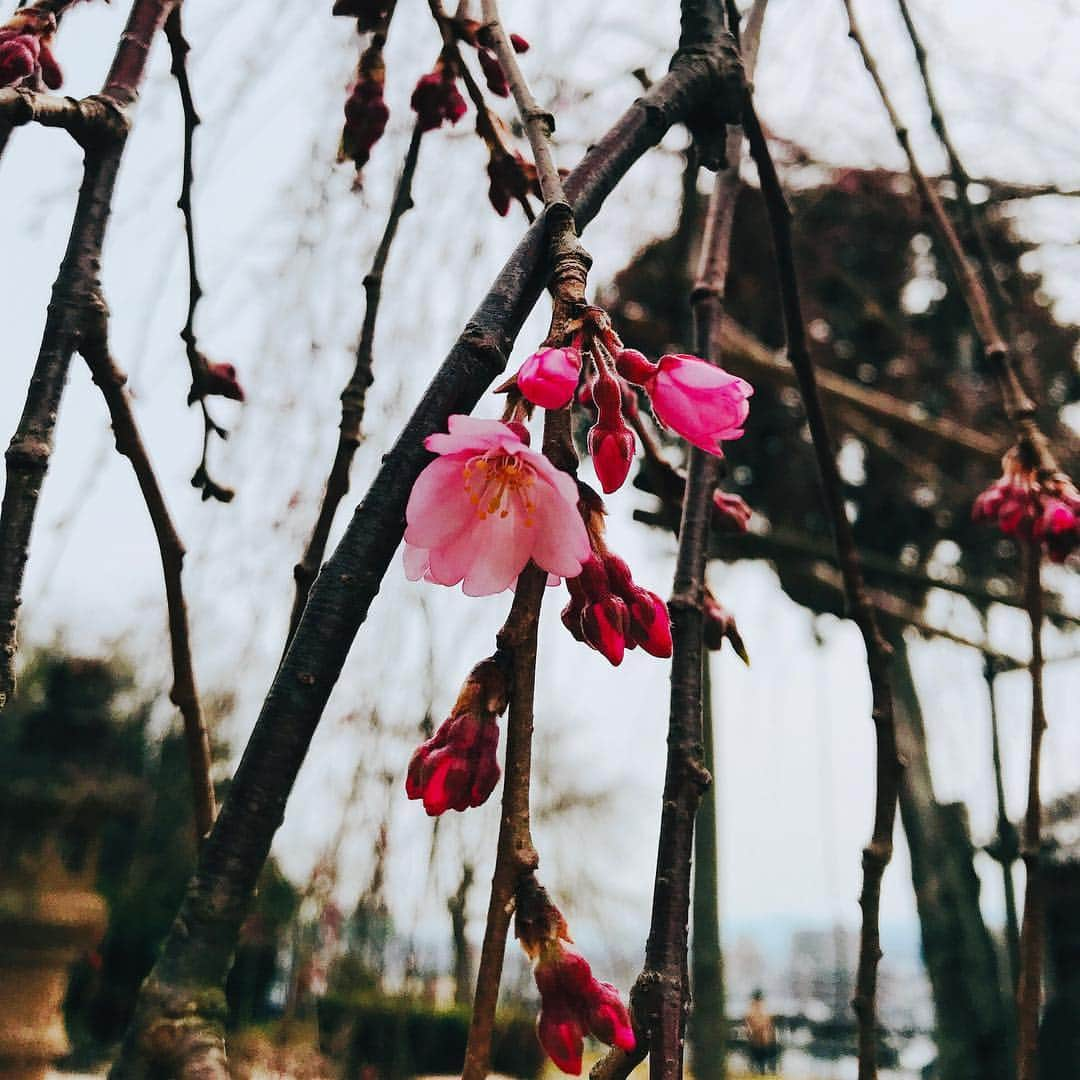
[440,11,530,98]
[487,146,543,217]
[513,307,752,495]
[410,54,468,132]
[515,877,635,1075]
[0,10,62,90]
[405,654,510,816]
[560,485,671,666]
[340,52,389,172]
[973,447,1080,563]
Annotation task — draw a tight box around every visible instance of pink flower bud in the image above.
[478,47,509,96]
[405,711,501,816]
[588,420,636,494]
[537,1002,585,1076]
[342,79,389,169]
[713,489,752,532]
[411,71,467,132]
[581,596,628,666]
[642,353,752,456]
[510,32,530,53]
[614,348,657,385]
[516,346,582,410]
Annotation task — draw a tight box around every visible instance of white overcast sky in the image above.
[2,0,1080,971]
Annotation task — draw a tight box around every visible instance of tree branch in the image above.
[0,0,180,709]
[743,90,900,1080]
[110,38,744,1078]
[286,123,424,646]
[839,0,1060,478]
[80,311,216,842]
[1016,546,1046,1080]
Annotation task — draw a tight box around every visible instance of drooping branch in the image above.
[0,0,180,709]
[111,38,744,1079]
[839,0,1060,478]
[742,90,900,1080]
[286,124,424,645]
[1016,547,1047,1080]
[80,310,216,842]
[165,8,233,504]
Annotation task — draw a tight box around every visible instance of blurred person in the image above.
[745,989,779,1074]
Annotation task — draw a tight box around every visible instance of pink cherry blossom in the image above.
[516,346,582,410]
[642,353,752,455]
[404,415,590,596]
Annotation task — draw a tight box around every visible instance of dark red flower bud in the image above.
[510,32,530,53]
[342,78,389,170]
[37,40,61,89]
[405,711,501,816]
[203,362,245,402]
[0,34,37,87]
[477,47,509,96]
[331,0,392,30]
[713,489,752,533]
[411,70,467,132]
[588,420,636,494]
[704,593,749,664]
[581,596,628,666]
[486,149,530,217]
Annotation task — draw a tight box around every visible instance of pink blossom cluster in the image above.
[972,449,1080,563]
[515,308,752,494]
[405,656,509,816]
[515,881,635,1076]
[0,11,62,90]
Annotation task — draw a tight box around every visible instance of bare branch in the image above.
[80,312,216,842]
[0,0,181,709]
[743,86,900,1080]
[287,124,424,645]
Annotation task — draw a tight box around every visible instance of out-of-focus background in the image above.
[2,1,1080,1077]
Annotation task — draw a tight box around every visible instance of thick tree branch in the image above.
[111,38,744,1078]
[0,0,180,709]
[286,124,424,645]
[80,311,216,842]
[743,93,900,1080]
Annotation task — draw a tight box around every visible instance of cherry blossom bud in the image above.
[704,593,749,664]
[342,78,389,171]
[0,34,37,87]
[203,362,245,402]
[411,70,467,132]
[613,347,657,385]
[37,40,60,89]
[510,33,530,53]
[625,589,672,658]
[585,981,636,1052]
[332,0,392,30]
[477,47,509,96]
[486,149,530,217]
[516,346,582,410]
[581,596,628,666]
[588,420,636,494]
[405,710,501,816]
[713,489,752,532]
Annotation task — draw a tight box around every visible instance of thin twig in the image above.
[839,0,1060,479]
[110,43,743,1078]
[427,0,534,221]
[286,124,424,645]
[81,311,216,842]
[894,0,1010,311]
[165,8,232,503]
[743,90,900,1080]
[0,0,180,710]
[1016,546,1046,1080]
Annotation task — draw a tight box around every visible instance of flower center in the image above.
[462,452,536,526]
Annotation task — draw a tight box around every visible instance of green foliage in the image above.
[317,995,545,1079]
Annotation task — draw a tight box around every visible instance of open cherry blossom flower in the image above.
[404,415,590,595]
[641,353,752,455]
